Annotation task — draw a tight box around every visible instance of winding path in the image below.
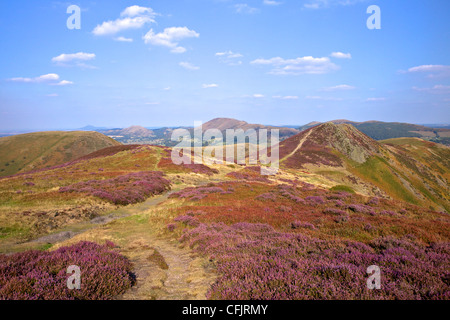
[281,129,313,162]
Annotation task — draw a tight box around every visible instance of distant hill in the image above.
[279,122,450,211]
[201,118,300,141]
[298,120,450,145]
[0,131,121,177]
[101,125,155,138]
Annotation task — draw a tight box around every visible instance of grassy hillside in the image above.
[0,131,121,177]
[299,120,450,145]
[279,123,450,211]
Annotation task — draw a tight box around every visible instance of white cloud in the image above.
[413,85,450,94]
[330,52,352,59]
[114,36,133,42]
[263,0,282,5]
[406,65,450,78]
[9,74,73,86]
[179,62,200,70]
[304,0,366,10]
[10,73,60,83]
[366,97,386,102]
[121,5,155,18]
[52,52,95,63]
[143,27,199,53]
[251,56,339,75]
[323,84,355,91]
[92,6,156,36]
[52,80,74,86]
[215,51,243,65]
[253,94,265,98]
[203,84,219,88]
[273,95,298,100]
[235,4,259,14]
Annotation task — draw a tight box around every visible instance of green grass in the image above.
[329,185,355,194]
[350,156,419,204]
[0,131,120,177]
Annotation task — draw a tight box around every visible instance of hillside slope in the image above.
[201,118,300,141]
[299,120,450,145]
[0,131,121,177]
[280,123,450,211]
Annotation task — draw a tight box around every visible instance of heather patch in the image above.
[59,171,171,205]
[180,222,450,300]
[0,241,135,300]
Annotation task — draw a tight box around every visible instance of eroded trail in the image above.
[117,235,216,300]
[281,129,313,162]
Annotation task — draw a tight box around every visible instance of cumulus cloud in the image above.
[405,65,450,78]
[52,80,74,86]
[121,5,155,17]
[323,84,355,91]
[203,84,219,88]
[253,94,265,98]
[179,62,200,70]
[215,51,243,65]
[114,36,133,42]
[92,6,156,36]
[9,74,73,86]
[52,52,95,63]
[10,73,59,83]
[52,52,97,68]
[143,27,199,53]
[330,52,352,59]
[251,56,340,75]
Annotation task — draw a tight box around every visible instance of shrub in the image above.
[59,171,170,205]
[179,222,450,300]
[329,185,355,194]
[0,241,135,300]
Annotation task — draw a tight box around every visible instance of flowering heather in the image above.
[157,152,218,175]
[255,193,276,202]
[323,208,348,216]
[306,196,325,206]
[347,204,375,215]
[59,171,171,205]
[174,215,200,227]
[291,221,316,230]
[0,241,135,300]
[226,166,270,182]
[180,222,450,300]
[367,197,380,206]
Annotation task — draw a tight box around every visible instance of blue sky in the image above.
[0,0,449,130]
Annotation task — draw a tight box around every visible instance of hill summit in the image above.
[280,122,381,167]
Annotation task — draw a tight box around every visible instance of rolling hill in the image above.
[298,120,450,145]
[200,118,300,141]
[0,131,121,177]
[279,122,450,211]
